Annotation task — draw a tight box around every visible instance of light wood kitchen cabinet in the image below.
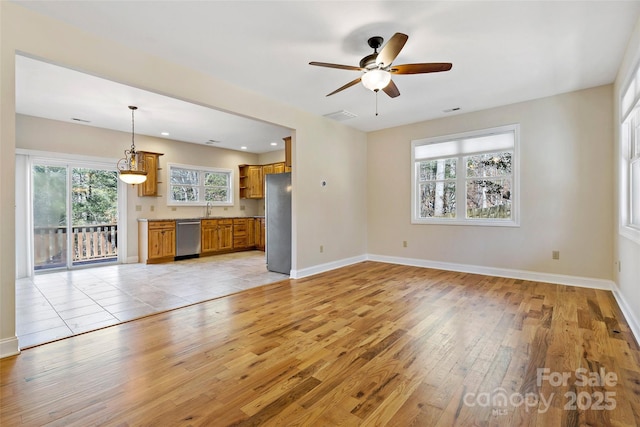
[201,219,233,254]
[273,162,285,174]
[233,218,250,249]
[137,151,164,197]
[284,136,292,169]
[239,165,264,199]
[254,217,265,251]
[219,220,233,250]
[239,162,288,199]
[139,220,175,264]
[262,164,274,176]
[232,218,256,249]
[201,219,217,253]
[247,218,255,247]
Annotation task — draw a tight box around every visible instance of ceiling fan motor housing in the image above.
[360,36,384,69]
[359,53,379,69]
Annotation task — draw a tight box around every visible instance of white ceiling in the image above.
[16,56,293,153]
[13,1,640,151]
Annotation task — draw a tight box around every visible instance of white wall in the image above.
[258,149,286,165]
[368,85,614,282]
[613,15,640,338]
[0,2,368,357]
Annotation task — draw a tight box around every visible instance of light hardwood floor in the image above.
[2,261,639,426]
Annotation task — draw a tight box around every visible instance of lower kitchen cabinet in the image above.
[139,220,176,264]
[201,219,233,254]
[139,217,263,263]
[247,218,255,247]
[233,218,249,249]
[254,217,265,251]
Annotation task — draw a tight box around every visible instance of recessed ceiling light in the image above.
[240,146,247,150]
[161,132,170,136]
[270,142,278,146]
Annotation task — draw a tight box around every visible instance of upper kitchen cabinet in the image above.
[239,162,289,199]
[239,164,264,199]
[273,162,285,174]
[137,151,164,197]
[284,136,292,170]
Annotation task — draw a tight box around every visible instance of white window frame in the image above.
[620,62,640,244]
[411,124,520,227]
[167,163,233,207]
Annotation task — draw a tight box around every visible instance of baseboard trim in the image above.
[366,254,614,290]
[611,286,640,345]
[126,256,139,264]
[291,255,368,279]
[0,337,20,359]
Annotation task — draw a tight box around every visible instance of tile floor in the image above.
[15,251,289,349]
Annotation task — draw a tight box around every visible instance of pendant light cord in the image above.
[129,105,138,152]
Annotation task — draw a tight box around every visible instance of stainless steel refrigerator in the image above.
[265,172,292,274]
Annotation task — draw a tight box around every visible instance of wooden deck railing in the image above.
[34,224,118,269]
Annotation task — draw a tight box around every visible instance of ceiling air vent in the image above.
[323,110,357,122]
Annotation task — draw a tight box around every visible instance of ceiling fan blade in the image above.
[326,77,362,96]
[376,33,408,67]
[390,63,453,75]
[382,80,400,98]
[309,61,363,72]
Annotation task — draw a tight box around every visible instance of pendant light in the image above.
[117,106,147,184]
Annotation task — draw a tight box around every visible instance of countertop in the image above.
[138,216,264,222]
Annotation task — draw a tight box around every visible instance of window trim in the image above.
[167,162,234,207]
[411,124,520,227]
[620,68,640,244]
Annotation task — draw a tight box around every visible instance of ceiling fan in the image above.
[309,32,452,98]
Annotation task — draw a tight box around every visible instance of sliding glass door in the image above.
[32,163,120,271]
[32,165,68,270]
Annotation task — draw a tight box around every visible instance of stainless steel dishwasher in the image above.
[176,220,201,259]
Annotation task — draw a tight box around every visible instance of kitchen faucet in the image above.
[205,201,212,218]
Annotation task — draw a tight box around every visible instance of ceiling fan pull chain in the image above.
[375,90,379,116]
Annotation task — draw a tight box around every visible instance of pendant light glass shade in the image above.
[118,106,147,184]
[361,69,391,92]
[119,170,148,185]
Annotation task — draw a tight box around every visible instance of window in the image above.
[412,124,519,226]
[621,73,640,242]
[168,163,233,206]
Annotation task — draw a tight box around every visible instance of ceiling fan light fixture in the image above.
[361,69,391,92]
[117,106,148,184]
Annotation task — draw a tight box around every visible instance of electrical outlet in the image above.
[403,240,408,248]
[150,205,155,212]
[552,250,560,260]
[135,205,142,212]
[618,261,621,272]
[320,245,324,253]
[171,207,176,211]
[240,205,245,211]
